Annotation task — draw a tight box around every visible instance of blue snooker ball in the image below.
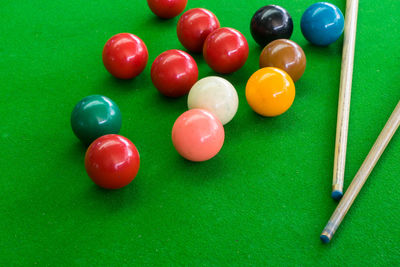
[301,2,344,46]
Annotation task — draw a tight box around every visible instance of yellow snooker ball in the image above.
[245,67,295,117]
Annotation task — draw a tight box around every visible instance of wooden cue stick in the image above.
[321,101,400,243]
[332,0,359,200]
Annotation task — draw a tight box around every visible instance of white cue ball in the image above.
[187,76,238,125]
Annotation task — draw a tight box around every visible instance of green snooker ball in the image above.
[71,95,122,145]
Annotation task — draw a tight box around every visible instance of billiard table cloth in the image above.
[1,0,399,265]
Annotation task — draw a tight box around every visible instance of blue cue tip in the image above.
[331,190,343,201]
[320,234,330,244]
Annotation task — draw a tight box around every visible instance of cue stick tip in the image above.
[331,190,343,201]
[320,233,331,244]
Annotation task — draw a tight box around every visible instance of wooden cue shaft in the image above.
[321,101,400,243]
[332,0,359,199]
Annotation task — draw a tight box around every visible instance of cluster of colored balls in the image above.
[246,2,344,117]
[249,3,344,48]
[247,5,297,117]
[166,6,248,75]
[102,4,247,162]
[72,1,346,189]
[172,76,238,162]
[71,95,140,189]
[176,8,249,75]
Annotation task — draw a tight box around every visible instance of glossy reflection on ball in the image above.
[172,109,224,162]
[250,5,293,47]
[102,33,148,79]
[259,39,306,82]
[188,76,238,125]
[246,67,295,117]
[147,0,187,19]
[85,134,140,189]
[151,49,198,97]
[177,8,220,53]
[71,95,122,145]
[301,2,344,46]
[203,27,248,74]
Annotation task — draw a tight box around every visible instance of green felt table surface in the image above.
[1,0,399,265]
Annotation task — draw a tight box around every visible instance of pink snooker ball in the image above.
[172,109,225,162]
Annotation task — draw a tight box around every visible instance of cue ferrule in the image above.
[322,101,400,243]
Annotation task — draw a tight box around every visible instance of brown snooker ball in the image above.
[259,39,306,82]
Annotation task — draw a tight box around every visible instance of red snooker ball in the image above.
[203,27,249,74]
[102,33,148,79]
[85,134,140,189]
[177,8,220,53]
[151,49,198,97]
[147,0,187,19]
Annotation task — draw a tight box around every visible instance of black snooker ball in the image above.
[250,5,293,47]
